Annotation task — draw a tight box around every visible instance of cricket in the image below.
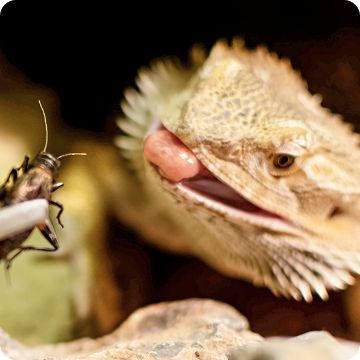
[0,101,86,268]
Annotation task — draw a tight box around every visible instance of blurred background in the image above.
[1,0,360,131]
[1,0,360,346]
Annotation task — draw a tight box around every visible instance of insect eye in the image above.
[273,154,295,169]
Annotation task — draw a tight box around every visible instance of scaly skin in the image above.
[115,39,360,302]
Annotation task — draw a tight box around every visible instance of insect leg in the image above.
[5,219,59,269]
[0,156,30,191]
[0,169,18,190]
[19,155,30,172]
[49,200,64,228]
[5,249,24,269]
[37,218,59,250]
[52,182,64,192]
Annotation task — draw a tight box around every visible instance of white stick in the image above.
[0,348,12,360]
[0,200,49,241]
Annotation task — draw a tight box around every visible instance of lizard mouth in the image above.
[144,127,298,233]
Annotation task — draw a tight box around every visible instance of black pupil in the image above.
[276,154,293,168]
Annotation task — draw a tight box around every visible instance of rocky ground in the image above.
[0,299,358,360]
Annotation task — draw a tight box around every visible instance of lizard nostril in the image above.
[329,207,342,218]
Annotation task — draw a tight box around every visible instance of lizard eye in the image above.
[273,154,295,169]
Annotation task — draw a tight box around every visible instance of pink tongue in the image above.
[144,129,282,220]
[144,129,207,182]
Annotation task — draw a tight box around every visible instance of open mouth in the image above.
[181,176,282,218]
[143,126,298,232]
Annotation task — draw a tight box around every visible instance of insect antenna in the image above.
[38,100,49,153]
[37,101,87,160]
[57,153,87,160]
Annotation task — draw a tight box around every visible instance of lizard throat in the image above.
[144,127,291,226]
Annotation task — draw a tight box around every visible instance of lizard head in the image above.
[118,39,360,301]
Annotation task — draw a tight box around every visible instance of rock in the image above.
[229,331,359,360]
[3,299,262,359]
[1,298,358,360]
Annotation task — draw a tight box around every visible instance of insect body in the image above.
[0,101,85,267]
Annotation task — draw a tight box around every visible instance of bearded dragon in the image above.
[113,38,360,303]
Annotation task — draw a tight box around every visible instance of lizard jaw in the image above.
[175,181,301,234]
[144,128,302,234]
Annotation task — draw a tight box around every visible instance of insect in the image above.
[0,100,86,268]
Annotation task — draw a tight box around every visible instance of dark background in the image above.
[0,0,359,132]
[1,0,360,338]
